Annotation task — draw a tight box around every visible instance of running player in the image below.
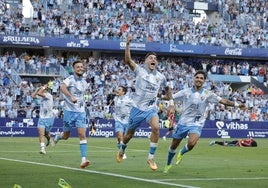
[113,85,133,159]
[32,84,55,154]
[52,60,91,169]
[116,35,172,171]
[163,70,246,173]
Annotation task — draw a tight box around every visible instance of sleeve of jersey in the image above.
[240,140,251,147]
[63,76,71,86]
[208,91,222,103]
[134,64,140,75]
[44,93,50,99]
[173,90,185,101]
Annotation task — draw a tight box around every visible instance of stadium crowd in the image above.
[0,52,268,123]
[0,0,267,48]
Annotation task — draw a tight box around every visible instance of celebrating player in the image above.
[32,84,55,154]
[52,60,91,169]
[116,35,172,171]
[163,70,247,173]
[113,85,133,160]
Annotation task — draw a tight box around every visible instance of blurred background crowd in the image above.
[0,53,267,122]
[0,0,267,124]
[0,0,267,48]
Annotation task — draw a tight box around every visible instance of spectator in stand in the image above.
[251,109,258,121]
[1,50,268,124]
[0,106,6,117]
[1,0,267,48]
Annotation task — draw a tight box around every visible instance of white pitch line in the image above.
[160,177,268,181]
[0,150,121,153]
[0,157,199,188]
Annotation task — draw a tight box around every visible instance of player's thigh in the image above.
[38,118,54,132]
[147,115,159,130]
[74,112,87,128]
[115,121,126,133]
[188,126,202,146]
[172,124,189,139]
[128,107,146,130]
[146,108,158,127]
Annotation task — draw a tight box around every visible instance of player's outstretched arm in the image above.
[124,35,136,71]
[219,98,247,110]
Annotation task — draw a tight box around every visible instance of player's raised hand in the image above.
[126,35,132,43]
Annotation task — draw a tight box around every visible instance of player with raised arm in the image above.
[163,70,246,173]
[32,84,55,154]
[116,35,172,171]
[113,85,133,160]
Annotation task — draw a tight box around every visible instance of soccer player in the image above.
[163,70,247,173]
[31,84,55,154]
[162,109,175,141]
[116,35,172,171]
[52,60,91,169]
[210,137,257,147]
[113,85,133,160]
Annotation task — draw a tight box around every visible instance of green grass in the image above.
[0,137,267,188]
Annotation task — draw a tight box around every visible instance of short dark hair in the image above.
[251,141,257,147]
[72,60,82,67]
[119,85,127,94]
[145,52,157,59]
[194,70,207,80]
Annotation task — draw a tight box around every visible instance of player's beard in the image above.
[76,72,84,77]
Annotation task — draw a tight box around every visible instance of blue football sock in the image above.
[117,143,121,150]
[149,142,158,155]
[167,147,176,165]
[80,140,87,158]
[121,143,127,152]
[180,144,189,155]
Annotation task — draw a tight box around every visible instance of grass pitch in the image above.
[0,137,267,188]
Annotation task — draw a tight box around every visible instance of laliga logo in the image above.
[215,121,229,138]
